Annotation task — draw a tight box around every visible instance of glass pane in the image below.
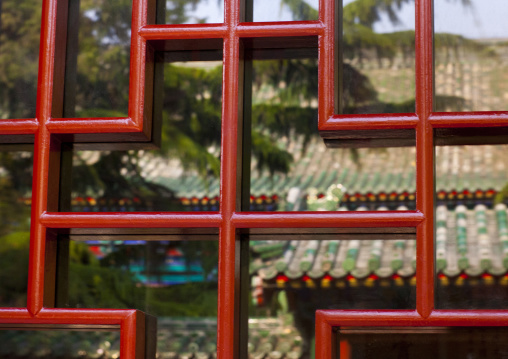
[0,330,120,357]
[0,0,41,119]
[435,144,508,309]
[67,57,222,212]
[0,148,33,307]
[339,0,415,114]
[434,0,508,112]
[156,0,224,24]
[337,327,508,359]
[64,0,132,117]
[246,53,416,211]
[253,0,318,22]
[248,230,416,358]
[63,235,218,357]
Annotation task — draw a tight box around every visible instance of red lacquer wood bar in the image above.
[414,0,435,319]
[0,119,39,135]
[322,113,419,131]
[140,24,228,40]
[37,308,140,325]
[28,0,57,315]
[429,112,508,127]
[232,211,424,228]
[0,309,33,323]
[217,0,241,353]
[129,0,151,131]
[318,0,334,125]
[236,21,324,37]
[40,212,222,228]
[46,118,138,134]
[319,309,508,328]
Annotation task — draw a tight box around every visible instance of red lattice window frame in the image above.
[316,0,508,357]
[0,0,506,357]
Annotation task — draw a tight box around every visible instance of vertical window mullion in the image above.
[218,0,242,356]
[415,0,435,317]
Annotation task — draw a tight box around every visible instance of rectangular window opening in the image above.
[57,0,133,118]
[435,135,508,309]
[155,0,224,24]
[244,228,416,358]
[336,326,508,359]
[434,0,508,112]
[241,38,417,212]
[53,229,219,357]
[0,145,33,307]
[0,329,122,357]
[55,47,223,212]
[336,0,416,115]
[251,0,318,22]
[0,0,41,119]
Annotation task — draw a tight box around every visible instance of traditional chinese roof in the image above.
[250,204,508,286]
[248,318,302,359]
[142,143,507,211]
[66,143,508,212]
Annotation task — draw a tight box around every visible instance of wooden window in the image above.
[0,0,507,357]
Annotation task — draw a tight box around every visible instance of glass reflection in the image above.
[434,0,508,112]
[248,55,416,211]
[249,233,416,358]
[64,0,132,118]
[68,59,222,212]
[435,144,508,309]
[65,238,218,357]
[156,0,224,24]
[0,330,120,358]
[0,0,41,119]
[252,0,318,22]
[0,150,32,307]
[339,0,415,114]
[337,327,508,359]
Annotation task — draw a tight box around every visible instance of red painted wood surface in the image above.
[1,0,506,357]
[231,211,424,228]
[321,113,419,131]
